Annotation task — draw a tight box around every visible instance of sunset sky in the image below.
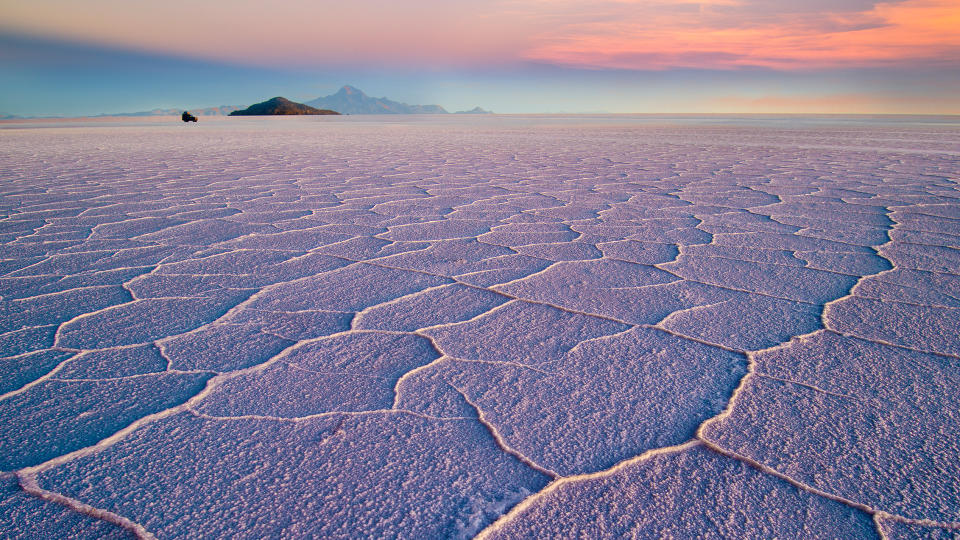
[2,0,959,115]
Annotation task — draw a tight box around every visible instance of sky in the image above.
[2,0,959,115]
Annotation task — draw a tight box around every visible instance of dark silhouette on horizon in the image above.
[229,97,339,116]
[181,111,198,122]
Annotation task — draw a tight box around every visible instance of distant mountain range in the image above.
[306,85,451,114]
[454,106,493,114]
[228,97,338,116]
[309,86,492,114]
[96,105,242,117]
[5,86,491,118]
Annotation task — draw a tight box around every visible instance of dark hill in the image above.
[229,97,339,116]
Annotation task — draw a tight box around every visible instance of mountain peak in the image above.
[338,85,365,97]
[455,106,494,114]
[261,97,296,106]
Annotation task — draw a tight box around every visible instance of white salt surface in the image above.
[1,115,959,538]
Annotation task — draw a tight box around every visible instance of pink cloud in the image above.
[2,0,958,70]
[520,0,960,69]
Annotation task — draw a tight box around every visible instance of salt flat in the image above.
[1,115,959,539]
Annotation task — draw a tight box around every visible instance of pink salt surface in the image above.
[1,115,958,538]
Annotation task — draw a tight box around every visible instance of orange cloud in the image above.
[1,0,957,70]
[523,0,960,69]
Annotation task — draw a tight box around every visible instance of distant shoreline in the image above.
[3,113,959,131]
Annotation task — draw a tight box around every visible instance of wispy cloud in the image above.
[2,0,957,70]
[520,0,960,69]
[0,0,533,68]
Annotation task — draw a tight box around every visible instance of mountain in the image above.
[455,107,494,114]
[229,97,339,116]
[187,105,243,116]
[96,105,241,117]
[306,86,448,114]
